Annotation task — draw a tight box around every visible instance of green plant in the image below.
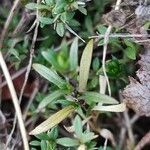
[26,0,87,37]
[1,0,147,149]
[29,39,125,149]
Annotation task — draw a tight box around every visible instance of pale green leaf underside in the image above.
[93,102,126,112]
[79,39,94,92]
[81,92,118,104]
[29,105,75,135]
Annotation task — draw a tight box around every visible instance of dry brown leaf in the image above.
[103,10,126,28]
[101,1,150,116]
[123,53,150,116]
[121,2,150,116]
[0,63,37,100]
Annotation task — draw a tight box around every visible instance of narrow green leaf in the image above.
[69,37,78,71]
[29,105,75,135]
[81,92,118,104]
[73,115,82,139]
[65,24,85,43]
[79,39,94,92]
[56,22,65,37]
[92,57,100,71]
[9,48,20,60]
[42,50,61,71]
[56,138,79,147]
[33,64,66,89]
[85,16,93,34]
[38,90,66,110]
[41,140,47,150]
[93,102,126,112]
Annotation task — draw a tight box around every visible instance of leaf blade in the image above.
[38,90,67,110]
[39,17,54,25]
[56,138,79,147]
[33,64,66,89]
[93,102,126,112]
[29,105,75,135]
[79,39,94,92]
[26,3,49,10]
[69,37,78,71]
[42,50,61,71]
[73,115,83,138]
[81,92,118,104]
[56,22,65,37]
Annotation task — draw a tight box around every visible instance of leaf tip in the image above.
[29,129,37,135]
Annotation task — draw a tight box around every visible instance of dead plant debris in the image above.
[123,53,150,116]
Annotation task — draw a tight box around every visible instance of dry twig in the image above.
[134,131,150,150]
[123,110,135,145]
[102,0,122,96]
[0,0,29,149]
[23,80,39,120]
[6,0,40,147]
[19,0,39,104]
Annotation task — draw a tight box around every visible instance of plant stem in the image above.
[0,0,29,149]
[102,0,122,96]
[0,52,29,150]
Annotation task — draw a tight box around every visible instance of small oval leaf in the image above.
[56,22,65,37]
[57,138,79,147]
[30,140,41,146]
[26,3,49,10]
[39,17,54,25]
[73,115,82,138]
